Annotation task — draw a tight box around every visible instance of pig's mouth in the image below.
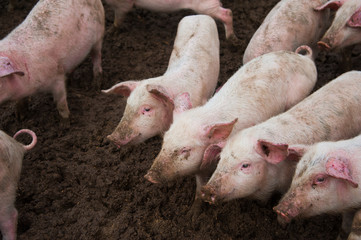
[273,204,300,225]
[107,132,141,148]
[317,41,331,51]
[200,185,232,205]
[144,171,161,184]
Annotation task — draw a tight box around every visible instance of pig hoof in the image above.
[227,34,241,47]
[187,199,202,223]
[92,73,103,90]
[60,118,70,130]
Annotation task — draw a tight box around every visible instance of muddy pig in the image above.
[0,129,37,240]
[317,0,361,51]
[102,15,219,146]
[243,0,330,64]
[145,46,317,215]
[0,0,105,120]
[274,134,361,239]
[201,71,361,206]
[104,0,236,40]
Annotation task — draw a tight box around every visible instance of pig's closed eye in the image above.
[315,176,325,184]
[181,147,191,154]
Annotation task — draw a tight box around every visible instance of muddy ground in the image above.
[1,0,361,239]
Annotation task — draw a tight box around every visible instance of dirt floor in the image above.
[1,0,361,239]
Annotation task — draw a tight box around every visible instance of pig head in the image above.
[102,79,192,146]
[316,0,361,50]
[201,137,301,204]
[274,143,360,226]
[144,117,238,184]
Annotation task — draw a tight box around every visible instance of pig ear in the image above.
[314,0,345,11]
[0,56,24,78]
[326,157,359,188]
[202,118,238,143]
[174,92,192,115]
[256,140,289,164]
[200,141,226,171]
[146,84,175,108]
[287,144,308,161]
[101,81,139,97]
[347,8,361,27]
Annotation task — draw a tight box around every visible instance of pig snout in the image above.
[106,129,140,147]
[144,170,161,184]
[200,185,221,205]
[317,40,332,51]
[273,201,301,225]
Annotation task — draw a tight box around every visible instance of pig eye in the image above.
[242,163,250,168]
[312,174,327,188]
[141,106,152,114]
[181,147,191,154]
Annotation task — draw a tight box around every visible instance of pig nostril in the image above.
[211,195,216,203]
[144,172,160,184]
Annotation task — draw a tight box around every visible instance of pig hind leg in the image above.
[52,76,70,120]
[0,201,18,240]
[195,3,236,40]
[337,211,356,240]
[91,39,103,90]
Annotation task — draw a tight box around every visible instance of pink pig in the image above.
[201,71,361,206]
[144,46,317,216]
[243,0,330,64]
[0,129,37,240]
[274,134,361,239]
[316,0,361,51]
[104,0,236,40]
[0,0,105,120]
[102,15,220,146]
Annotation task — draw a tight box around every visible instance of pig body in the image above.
[102,15,220,146]
[0,129,37,240]
[145,46,317,210]
[317,0,361,51]
[0,0,105,119]
[104,0,236,40]
[202,71,361,205]
[274,134,361,239]
[243,0,330,64]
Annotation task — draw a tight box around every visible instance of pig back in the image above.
[267,71,361,145]
[4,0,105,74]
[243,0,329,63]
[164,15,220,107]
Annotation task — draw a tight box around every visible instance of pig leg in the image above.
[338,211,356,240]
[0,209,17,240]
[15,98,29,121]
[186,174,206,223]
[111,0,134,28]
[52,76,70,127]
[0,198,18,240]
[196,5,236,41]
[91,39,103,90]
[348,209,361,240]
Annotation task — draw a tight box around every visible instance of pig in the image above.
[316,0,361,51]
[201,71,361,207]
[104,0,236,41]
[144,45,317,217]
[273,134,361,239]
[0,129,37,240]
[316,0,361,71]
[102,15,220,146]
[242,0,330,64]
[0,0,105,121]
